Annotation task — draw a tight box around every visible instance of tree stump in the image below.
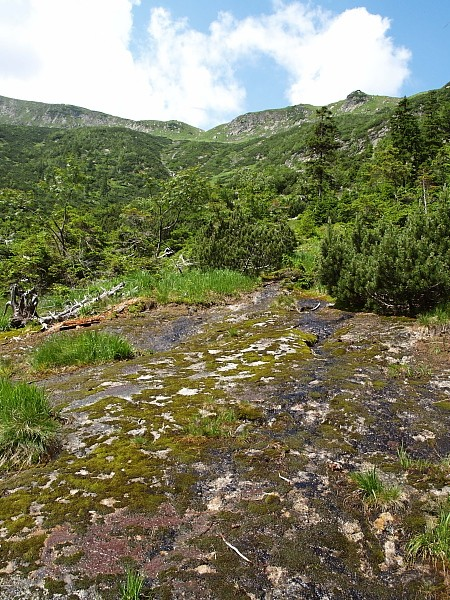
[3,283,39,328]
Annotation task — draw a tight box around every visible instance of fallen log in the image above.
[39,282,125,328]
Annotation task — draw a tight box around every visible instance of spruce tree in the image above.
[305,106,340,214]
[389,97,423,178]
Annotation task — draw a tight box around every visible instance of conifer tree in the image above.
[305,106,340,208]
[389,97,423,178]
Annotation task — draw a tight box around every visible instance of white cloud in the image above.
[0,1,411,128]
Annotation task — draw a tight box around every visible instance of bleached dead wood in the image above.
[3,284,39,328]
[39,282,125,328]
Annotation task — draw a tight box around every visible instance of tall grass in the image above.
[39,268,256,317]
[31,330,134,370]
[0,314,11,332]
[406,507,450,571]
[119,569,145,600]
[0,378,59,467]
[152,269,255,304]
[418,302,450,334]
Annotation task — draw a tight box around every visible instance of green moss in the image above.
[435,401,450,411]
[54,550,85,566]
[2,534,47,569]
[44,578,67,594]
[5,514,35,536]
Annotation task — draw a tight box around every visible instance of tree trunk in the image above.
[3,284,39,328]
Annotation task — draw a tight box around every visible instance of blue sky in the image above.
[0,1,448,129]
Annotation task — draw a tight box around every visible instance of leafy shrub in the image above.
[31,330,134,370]
[0,378,59,467]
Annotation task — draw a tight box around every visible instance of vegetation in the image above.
[185,408,238,438]
[0,378,59,467]
[150,268,256,304]
[119,569,145,600]
[406,506,450,572]
[31,330,134,370]
[1,83,450,317]
[350,467,401,509]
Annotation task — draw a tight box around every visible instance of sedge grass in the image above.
[119,569,145,600]
[185,408,238,438]
[39,268,256,317]
[151,268,256,304]
[406,507,450,572]
[0,314,11,332]
[31,330,134,370]
[350,467,401,509]
[0,378,59,468]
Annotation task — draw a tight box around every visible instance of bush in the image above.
[31,330,134,370]
[320,200,450,316]
[194,210,297,275]
[0,379,59,467]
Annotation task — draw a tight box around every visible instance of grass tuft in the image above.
[151,268,256,304]
[0,314,11,332]
[185,408,238,438]
[350,467,401,509]
[0,378,60,468]
[406,507,450,572]
[119,569,145,600]
[31,330,134,370]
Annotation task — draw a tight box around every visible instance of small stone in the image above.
[373,512,394,533]
[195,565,216,574]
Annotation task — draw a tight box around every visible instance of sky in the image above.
[0,1,448,130]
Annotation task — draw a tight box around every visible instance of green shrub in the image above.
[0,379,59,467]
[320,200,450,316]
[195,210,297,275]
[31,330,134,370]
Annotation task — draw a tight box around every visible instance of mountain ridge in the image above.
[0,89,404,142]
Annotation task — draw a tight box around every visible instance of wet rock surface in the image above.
[0,285,449,599]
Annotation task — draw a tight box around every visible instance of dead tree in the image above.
[3,284,39,328]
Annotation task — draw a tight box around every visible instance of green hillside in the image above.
[0,83,449,315]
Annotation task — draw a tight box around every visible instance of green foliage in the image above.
[0,314,11,332]
[406,506,450,571]
[185,408,238,438]
[0,378,59,468]
[151,268,256,304]
[350,467,401,509]
[31,330,134,370]
[320,200,450,315]
[389,96,423,176]
[195,210,296,275]
[119,569,145,600]
[1,85,450,299]
[304,106,341,209]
